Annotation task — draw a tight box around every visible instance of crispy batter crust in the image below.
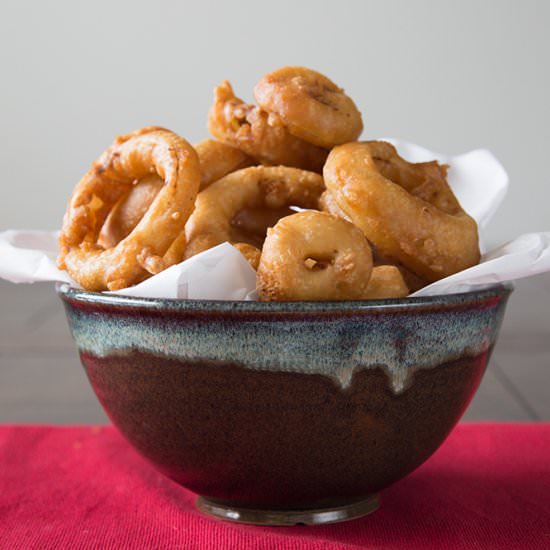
[363,265,409,299]
[184,166,325,260]
[194,138,255,190]
[324,141,480,282]
[254,66,363,148]
[208,81,328,173]
[257,211,373,301]
[58,127,200,291]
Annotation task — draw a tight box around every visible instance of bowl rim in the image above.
[56,281,514,313]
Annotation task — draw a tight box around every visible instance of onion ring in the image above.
[208,80,328,172]
[368,244,428,293]
[321,190,430,292]
[97,174,163,250]
[58,127,200,291]
[184,166,325,259]
[97,174,189,271]
[324,141,480,282]
[161,232,188,269]
[194,139,255,190]
[319,190,351,222]
[230,204,296,249]
[97,138,253,256]
[363,265,409,299]
[254,66,363,149]
[257,211,373,301]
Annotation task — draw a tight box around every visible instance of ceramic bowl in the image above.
[58,283,512,525]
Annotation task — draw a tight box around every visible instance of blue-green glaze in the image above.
[58,283,513,393]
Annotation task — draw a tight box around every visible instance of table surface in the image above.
[0,274,549,423]
[1,423,549,550]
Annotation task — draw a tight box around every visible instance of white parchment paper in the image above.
[1,139,548,299]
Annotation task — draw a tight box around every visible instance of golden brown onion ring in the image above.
[318,190,351,222]
[324,141,480,282]
[257,211,373,301]
[370,247,429,293]
[98,174,163,250]
[194,138,255,190]
[97,138,253,259]
[98,177,190,271]
[98,176,188,270]
[254,66,363,148]
[208,80,328,173]
[184,166,325,259]
[320,190,429,292]
[363,265,409,299]
[230,205,296,249]
[58,127,200,291]
[161,232,188,269]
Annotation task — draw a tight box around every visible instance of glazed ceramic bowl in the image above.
[58,283,512,525]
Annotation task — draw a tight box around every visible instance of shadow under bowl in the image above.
[57,283,512,525]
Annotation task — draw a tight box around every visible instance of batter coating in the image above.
[194,139,255,190]
[324,141,480,282]
[257,211,373,301]
[208,80,328,172]
[97,138,252,256]
[58,127,200,291]
[185,166,325,259]
[254,66,363,149]
[363,265,409,299]
[98,174,163,250]
[319,189,352,222]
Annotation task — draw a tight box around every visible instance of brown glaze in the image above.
[81,349,489,508]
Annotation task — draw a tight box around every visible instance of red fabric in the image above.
[0,424,549,549]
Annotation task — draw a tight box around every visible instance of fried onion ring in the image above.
[254,66,363,149]
[324,141,480,282]
[319,190,351,222]
[363,265,409,300]
[208,80,328,172]
[369,244,429,293]
[58,127,200,291]
[96,138,253,257]
[98,174,164,250]
[320,190,429,292]
[230,204,296,249]
[257,211,373,301]
[97,174,189,270]
[184,166,325,259]
[161,232,188,268]
[194,138,255,190]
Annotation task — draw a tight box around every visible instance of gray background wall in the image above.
[0,0,548,247]
[0,1,549,424]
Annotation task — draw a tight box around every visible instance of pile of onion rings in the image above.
[58,66,480,299]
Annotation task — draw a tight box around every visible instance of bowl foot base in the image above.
[195,494,380,526]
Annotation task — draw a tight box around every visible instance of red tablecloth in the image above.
[0,423,549,549]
